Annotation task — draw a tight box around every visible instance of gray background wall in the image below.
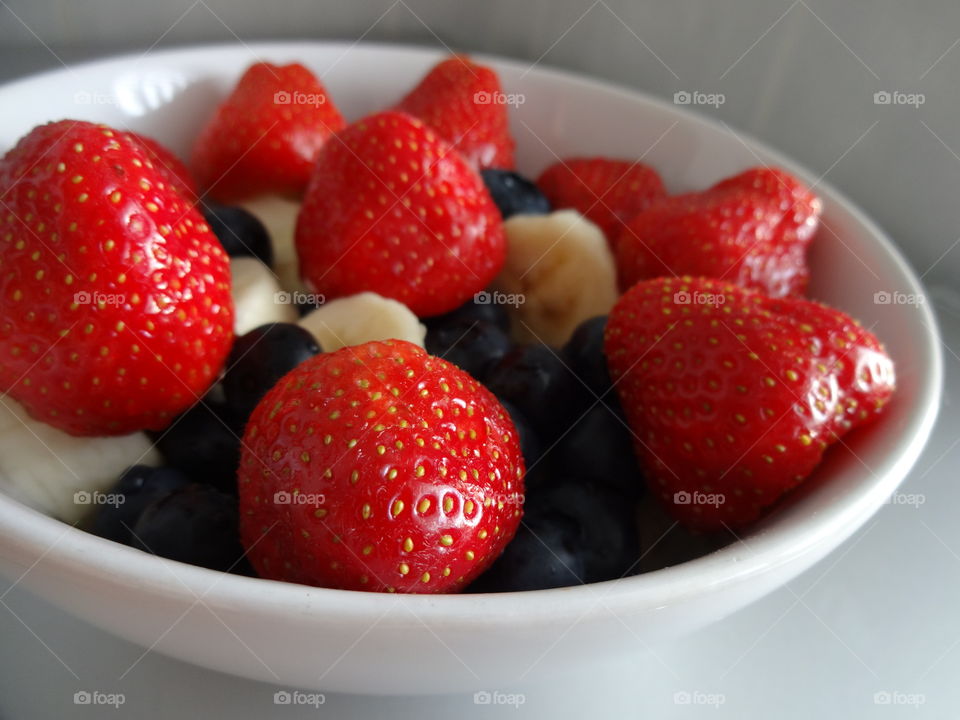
[1,0,957,288]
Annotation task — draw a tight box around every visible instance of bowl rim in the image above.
[0,39,943,628]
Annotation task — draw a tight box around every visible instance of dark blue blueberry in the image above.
[480,169,551,219]
[485,344,588,441]
[499,399,543,468]
[470,479,639,591]
[468,515,584,592]
[425,320,512,382]
[202,203,273,266]
[153,401,242,493]
[546,405,644,499]
[222,323,321,423]
[563,315,613,398]
[87,465,190,544]
[132,484,246,572]
[425,296,510,333]
[537,480,639,583]
[519,462,553,494]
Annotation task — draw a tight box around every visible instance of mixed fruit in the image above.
[0,55,896,593]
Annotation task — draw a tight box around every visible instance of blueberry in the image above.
[222,323,321,423]
[498,399,542,468]
[469,516,584,592]
[133,484,246,572]
[546,405,644,498]
[563,315,612,398]
[519,462,553,494]
[202,203,273,266]
[425,320,512,382]
[537,480,639,583]
[153,401,241,493]
[485,344,588,441]
[470,479,639,591]
[480,169,551,219]
[87,465,190,544]
[425,297,510,333]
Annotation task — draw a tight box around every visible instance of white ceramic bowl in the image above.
[0,42,942,696]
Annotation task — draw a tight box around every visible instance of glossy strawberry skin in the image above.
[295,111,507,317]
[0,120,234,436]
[238,340,525,593]
[604,277,895,531]
[397,56,515,170]
[615,167,821,297]
[124,132,197,203]
[536,157,667,242]
[190,62,345,202]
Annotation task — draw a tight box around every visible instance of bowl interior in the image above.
[0,41,942,645]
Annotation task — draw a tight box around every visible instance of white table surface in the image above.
[2,33,960,717]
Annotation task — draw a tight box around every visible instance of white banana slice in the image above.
[298,292,426,351]
[0,396,161,522]
[231,256,298,336]
[239,194,305,293]
[495,210,618,347]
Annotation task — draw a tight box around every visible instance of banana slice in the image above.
[298,292,426,351]
[231,256,298,336]
[239,194,305,293]
[0,396,161,522]
[495,210,618,347]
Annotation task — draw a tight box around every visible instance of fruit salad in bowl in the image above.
[0,42,940,694]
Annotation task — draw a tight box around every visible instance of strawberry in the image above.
[536,157,667,242]
[190,62,345,202]
[124,132,197,203]
[397,56,515,170]
[604,277,895,531]
[615,167,821,297]
[295,111,507,317]
[0,120,234,436]
[237,339,524,593]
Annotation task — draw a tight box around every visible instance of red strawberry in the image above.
[615,167,821,297]
[124,132,197,203]
[238,339,524,593]
[0,120,234,436]
[397,56,515,170]
[536,157,667,242]
[295,111,506,317]
[190,62,345,202]
[604,277,895,531]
